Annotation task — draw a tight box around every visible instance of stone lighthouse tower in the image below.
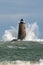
[18,19,26,40]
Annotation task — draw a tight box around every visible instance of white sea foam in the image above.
[2,22,43,42]
[18,47,26,49]
[7,46,14,48]
[7,45,26,49]
[0,59,43,65]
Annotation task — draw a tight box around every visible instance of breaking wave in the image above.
[0,59,43,65]
[2,26,18,41]
[2,22,43,42]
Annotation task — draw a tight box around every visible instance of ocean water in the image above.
[0,41,43,65]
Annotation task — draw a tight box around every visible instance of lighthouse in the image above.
[18,19,26,40]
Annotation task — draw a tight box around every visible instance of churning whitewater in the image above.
[2,22,43,42]
[2,22,39,41]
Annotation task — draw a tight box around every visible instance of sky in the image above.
[0,0,43,40]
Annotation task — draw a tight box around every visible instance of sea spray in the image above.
[2,26,17,41]
[24,22,39,41]
[2,22,39,41]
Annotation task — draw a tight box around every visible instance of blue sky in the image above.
[0,0,43,40]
